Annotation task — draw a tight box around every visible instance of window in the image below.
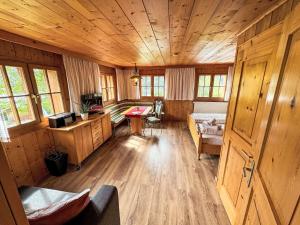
[0,64,35,127]
[196,74,227,101]
[32,67,64,117]
[140,75,165,98]
[101,74,115,102]
[154,76,164,97]
[212,75,226,98]
[141,76,151,97]
[197,75,211,98]
[0,61,65,129]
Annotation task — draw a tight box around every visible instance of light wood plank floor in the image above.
[42,122,230,225]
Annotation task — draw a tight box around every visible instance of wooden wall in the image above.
[0,39,70,112]
[0,143,29,225]
[0,39,67,186]
[238,0,299,45]
[137,63,232,75]
[137,63,232,121]
[164,100,193,121]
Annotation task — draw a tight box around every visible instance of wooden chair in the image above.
[145,101,163,136]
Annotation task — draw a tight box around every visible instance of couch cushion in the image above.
[20,187,90,225]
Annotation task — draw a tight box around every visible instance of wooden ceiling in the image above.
[0,0,284,66]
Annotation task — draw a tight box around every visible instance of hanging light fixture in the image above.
[130,63,140,86]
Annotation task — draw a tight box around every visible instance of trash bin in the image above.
[45,151,68,176]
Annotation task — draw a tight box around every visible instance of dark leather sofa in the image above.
[19,185,120,225]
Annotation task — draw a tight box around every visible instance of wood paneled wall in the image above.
[0,38,70,113]
[164,100,193,121]
[136,63,233,75]
[134,63,232,121]
[238,0,298,45]
[0,39,69,186]
[195,63,233,74]
[0,143,30,225]
[3,129,55,187]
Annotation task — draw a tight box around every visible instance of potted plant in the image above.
[80,103,89,121]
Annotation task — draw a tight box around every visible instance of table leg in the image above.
[130,117,142,135]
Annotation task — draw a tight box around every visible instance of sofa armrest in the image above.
[66,185,120,225]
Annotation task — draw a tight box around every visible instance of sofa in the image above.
[105,101,154,133]
[19,185,120,225]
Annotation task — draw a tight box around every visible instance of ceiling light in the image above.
[130,63,140,86]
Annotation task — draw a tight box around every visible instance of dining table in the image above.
[122,106,152,135]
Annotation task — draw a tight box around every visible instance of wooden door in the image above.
[243,19,300,225]
[218,5,300,225]
[217,25,281,224]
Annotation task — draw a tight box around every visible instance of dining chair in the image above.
[145,101,163,136]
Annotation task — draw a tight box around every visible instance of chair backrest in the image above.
[155,101,163,118]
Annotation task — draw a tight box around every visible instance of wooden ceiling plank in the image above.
[0,29,119,67]
[64,0,151,65]
[183,0,243,63]
[0,12,125,66]
[0,0,286,66]
[202,45,237,63]
[89,0,157,65]
[0,0,130,65]
[0,1,127,65]
[169,0,195,64]
[143,0,171,65]
[33,0,137,62]
[189,0,283,63]
[116,0,165,65]
[178,0,221,64]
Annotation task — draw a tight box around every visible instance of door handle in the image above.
[31,94,40,104]
[243,159,255,187]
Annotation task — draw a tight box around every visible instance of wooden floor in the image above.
[41,122,230,225]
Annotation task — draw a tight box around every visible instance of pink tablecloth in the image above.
[125,106,148,118]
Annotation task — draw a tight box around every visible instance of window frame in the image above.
[195,74,228,102]
[140,75,152,98]
[100,73,116,106]
[140,74,165,99]
[28,64,66,122]
[153,75,165,97]
[0,60,40,130]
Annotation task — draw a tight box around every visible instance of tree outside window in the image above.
[196,74,227,101]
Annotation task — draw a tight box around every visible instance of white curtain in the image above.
[165,67,195,100]
[116,68,128,101]
[116,68,140,100]
[224,66,234,101]
[0,110,9,142]
[63,55,101,114]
